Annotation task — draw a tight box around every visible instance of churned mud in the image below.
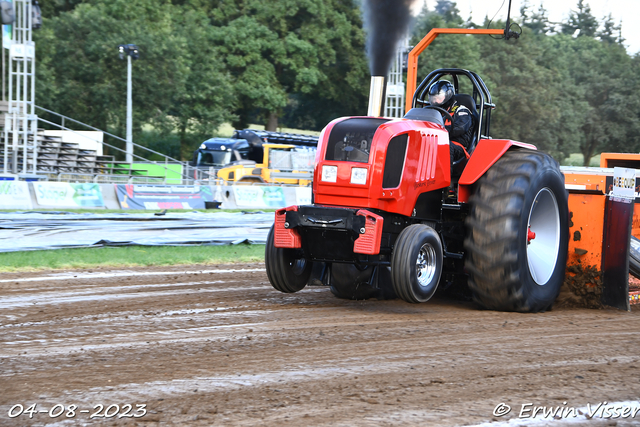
[559,264,604,309]
[1,263,639,426]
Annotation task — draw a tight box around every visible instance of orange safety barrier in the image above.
[564,164,636,309]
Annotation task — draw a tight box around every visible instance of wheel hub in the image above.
[527,227,536,244]
[417,243,437,287]
[526,187,560,285]
[289,258,307,275]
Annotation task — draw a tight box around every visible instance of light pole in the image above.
[118,44,139,163]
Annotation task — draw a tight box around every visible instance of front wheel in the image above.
[391,224,443,303]
[265,225,312,293]
[464,149,569,312]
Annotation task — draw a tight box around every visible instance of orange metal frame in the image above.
[600,152,640,168]
[405,28,504,113]
[565,169,639,306]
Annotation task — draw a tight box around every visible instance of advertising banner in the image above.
[0,181,33,209]
[233,186,286,209]
[611,167,636,200]
[115,184,214,209]
[33,182,104,207]
[605,169,640,203]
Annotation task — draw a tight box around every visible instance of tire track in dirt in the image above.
[1,263,639,426]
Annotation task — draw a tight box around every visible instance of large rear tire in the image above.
[391,224,443,303]
[464,150,569,312]
[265,225,312,293]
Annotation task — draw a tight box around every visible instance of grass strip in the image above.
[0,244,266,272]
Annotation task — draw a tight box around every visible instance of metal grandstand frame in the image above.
[384,37,409,119]
[35,106,214,184]
[2,0,37,178]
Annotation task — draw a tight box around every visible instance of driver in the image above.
[427,80,474,162]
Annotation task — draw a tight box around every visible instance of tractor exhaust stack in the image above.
[367,76,386,117]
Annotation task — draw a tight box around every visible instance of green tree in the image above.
[160,9,235,158]
[520,1,553,35]
[282,1,370,129]
[39,0,86,18]
[533,34,590,160]
[32,0,640,165]
[612,54,640,153]
[475,29,583,159]
[561,0,598,38]
[35,0,187,157]
[411,5,484,83]
[211,0,367,131]
[35,0,233,160]
[597,14,624,45]
[434,0,464,26]
[564,37,638,164]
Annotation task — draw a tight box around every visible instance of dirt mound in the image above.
[557,263,604,309]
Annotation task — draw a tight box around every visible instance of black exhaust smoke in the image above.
[361,0,416,77]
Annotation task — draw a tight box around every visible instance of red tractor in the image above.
[265,68,569,312]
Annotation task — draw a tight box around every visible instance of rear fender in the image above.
[457,139,537,203]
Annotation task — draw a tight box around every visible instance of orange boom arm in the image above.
[405,28,504,113]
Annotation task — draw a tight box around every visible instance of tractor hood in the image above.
[313,116,451,217]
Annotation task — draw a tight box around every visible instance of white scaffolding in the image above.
[2,0,38,177]
[384,38,409,119]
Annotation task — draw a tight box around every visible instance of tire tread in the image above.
[464,150,567,312]
[265,226,310,293]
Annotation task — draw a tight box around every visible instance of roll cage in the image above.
[412,68,496,148]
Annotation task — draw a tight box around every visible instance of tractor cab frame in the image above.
[412,68,495,147]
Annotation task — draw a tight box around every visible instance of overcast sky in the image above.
[432,0,640,55]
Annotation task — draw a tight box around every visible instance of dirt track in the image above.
[1,263,639,426]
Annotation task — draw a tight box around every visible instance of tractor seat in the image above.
[453,94,479,122]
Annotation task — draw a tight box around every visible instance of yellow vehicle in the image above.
[217,143,315,185]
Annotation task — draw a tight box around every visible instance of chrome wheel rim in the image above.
[417,243,437,287]
[526,187,560,285]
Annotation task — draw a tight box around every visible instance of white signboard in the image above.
[10,43,35,58]
[612,167,636,199]
[233,186,286,209]
[0,181,33,209]
[33,182,104,207]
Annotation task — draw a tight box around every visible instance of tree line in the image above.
[33,0,640,165]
